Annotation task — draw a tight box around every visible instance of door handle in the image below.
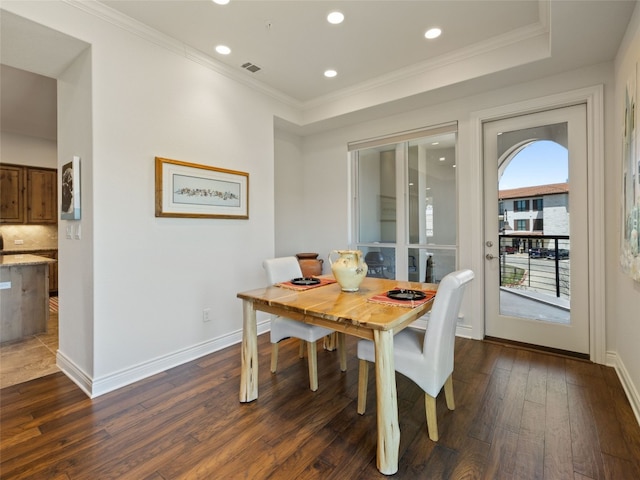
[486,253,496,260]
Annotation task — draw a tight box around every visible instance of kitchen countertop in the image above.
[0,254,56,267]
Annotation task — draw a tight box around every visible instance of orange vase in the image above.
[296,253,324,277]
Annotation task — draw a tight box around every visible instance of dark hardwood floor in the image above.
[1,333,639,479]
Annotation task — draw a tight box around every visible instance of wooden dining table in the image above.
[237,276,437,475]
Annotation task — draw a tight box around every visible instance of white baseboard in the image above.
[606,350,640,426]
[57,320,271,398]
[57,314,478,398]
[455,323,474,338]
[56,350,93,397]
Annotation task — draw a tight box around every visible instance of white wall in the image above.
[612,3,640,420]
[273,128,304,258]
[3,1,284,395]
[0,131,57,168]
[57,46,95,383]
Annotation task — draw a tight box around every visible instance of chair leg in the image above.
[425,394,438,441]
[307,340,318,391]
[338,333,347,372]
[444,374,455,410]
[357,359,369,414]
[270,343,279,373]
[323,332,337,351]
[299,340,305,358]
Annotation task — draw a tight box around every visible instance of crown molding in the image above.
[65,0,551,126]
[64,0,302,109]
[302,2,551,111]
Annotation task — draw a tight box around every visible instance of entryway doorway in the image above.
[483,105,589,355]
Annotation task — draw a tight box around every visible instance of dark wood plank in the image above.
[567,382,606,479]
[544,354,574,479]
[1,335,639,479]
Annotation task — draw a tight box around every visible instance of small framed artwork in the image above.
[61,156,81,220]
[155,157,249,219]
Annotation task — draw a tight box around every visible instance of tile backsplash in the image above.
[0,224,58,251]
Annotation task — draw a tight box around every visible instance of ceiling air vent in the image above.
[241,62,261,73]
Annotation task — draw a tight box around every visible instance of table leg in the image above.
[239,299,258,402]
[373,329,400,475]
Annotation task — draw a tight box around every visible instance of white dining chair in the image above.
[264,256,346,391]
[356,269,474,441]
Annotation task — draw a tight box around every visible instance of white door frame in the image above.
[469,85,605,364]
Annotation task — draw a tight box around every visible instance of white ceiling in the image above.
[0,0,637,140]
[100,0,543,103]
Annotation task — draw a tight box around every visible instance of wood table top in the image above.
[238,276,436,333]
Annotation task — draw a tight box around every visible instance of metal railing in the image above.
[499,234,570,299]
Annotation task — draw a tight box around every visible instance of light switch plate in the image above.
[66,226,72,239]
[74,224,81,239]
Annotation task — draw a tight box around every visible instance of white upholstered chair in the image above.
[356,269,474,441]
[264,256,346,391]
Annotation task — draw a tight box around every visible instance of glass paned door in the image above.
[353,129,457,282]
[483,105,589,354]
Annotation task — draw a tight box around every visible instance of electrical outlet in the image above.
[203,308,211,322]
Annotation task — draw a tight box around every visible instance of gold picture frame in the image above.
[155,157,249,219]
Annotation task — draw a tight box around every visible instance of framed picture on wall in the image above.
[620,62,640,282]
[61,156,81,220]
[155,157,249,219]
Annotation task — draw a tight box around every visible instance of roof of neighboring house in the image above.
[499,183,569,200]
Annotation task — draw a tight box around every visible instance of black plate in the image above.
[290,277,321,286]
[386,289,426,301]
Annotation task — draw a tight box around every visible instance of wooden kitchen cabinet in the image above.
[27,168,57,223]
[0,165,25,223]
[0,164,57,224]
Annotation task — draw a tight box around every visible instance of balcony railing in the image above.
[499,234,570,299]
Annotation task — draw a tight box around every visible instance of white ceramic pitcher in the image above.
[328,250,368,292]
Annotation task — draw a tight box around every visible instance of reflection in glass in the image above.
[354,128,457,282]
[361,246,396,280]
[408,248,456,283]
[357,146,396,244]
[408,137,457,246]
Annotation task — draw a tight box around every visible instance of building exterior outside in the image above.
[499,182,569,253]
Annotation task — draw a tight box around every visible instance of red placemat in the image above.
[368,288,436,308]
[277,277,337,291]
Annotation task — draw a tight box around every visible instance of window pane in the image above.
[408,247,456,283]
[362,246,396,280]
[357,146,396,243]
[407,134,457,245]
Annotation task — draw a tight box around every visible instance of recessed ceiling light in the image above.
[327,11,344,24]
[215,45,231,55]
[431,142,439,145]
[425,27,442,39]
[212,0,230,5]
[439,157,446,161]
[324,69,337,78]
